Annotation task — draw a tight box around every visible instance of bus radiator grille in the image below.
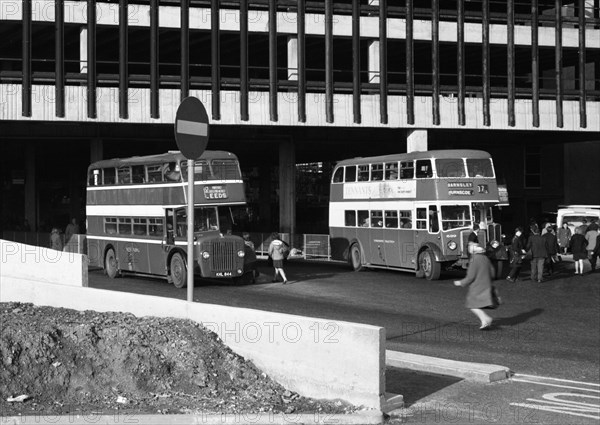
[210,240,236,272]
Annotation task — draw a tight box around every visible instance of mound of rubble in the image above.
[0,302,355,416]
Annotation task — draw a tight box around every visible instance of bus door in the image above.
[369,210,386,265]
[415,205,441,249]
[155,208,176,275]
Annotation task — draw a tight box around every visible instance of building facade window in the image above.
[524,146,541,189]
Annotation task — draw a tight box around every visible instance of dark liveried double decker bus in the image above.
[86,151,250,287]
[329,150,503,280]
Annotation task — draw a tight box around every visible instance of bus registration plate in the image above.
[216,272,232,277]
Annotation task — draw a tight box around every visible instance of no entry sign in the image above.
[174,97,209,160]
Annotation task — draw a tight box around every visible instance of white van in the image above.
[556,205,600,234]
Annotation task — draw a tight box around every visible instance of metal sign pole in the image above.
[187,158,194,302]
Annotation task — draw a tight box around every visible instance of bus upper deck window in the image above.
[371,163,383,181]
[435,159,466,178]
[132,165,145,183]
[118,167,131,184]
[400,161,414,179]
[467,158,494,177]
[163,162,181,182]
[147,165,163,183]
[416,160,433,178]
[103,168,116,185]
[332,167,344,183]
[345,166,357,182]
[385,162,399,180]
[212,159,241,180]
[358,165,369,182]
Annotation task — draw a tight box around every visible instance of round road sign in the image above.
[174,96,210,160]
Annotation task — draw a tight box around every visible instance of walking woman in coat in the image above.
[569,227,588,275]
[454,243,497,330]
[557,222,572,255]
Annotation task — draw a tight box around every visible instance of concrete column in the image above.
[563,141,600,205]
[278,139,296,236]
[368,41,380,84]
[287,37,298,81]
[368,0,382,84]
[90,138,103,163]
[80,28,87,73]
[407,129,428,153]
[258,164,271,230]
[25,143,36,231]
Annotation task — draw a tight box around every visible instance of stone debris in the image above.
[0,302,357,416]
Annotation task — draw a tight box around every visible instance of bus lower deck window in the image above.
[345,210,357,227]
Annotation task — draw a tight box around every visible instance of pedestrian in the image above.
[50,228,63,251]
[506,227,526,282]
[542,225,559,276]
[454,243,498,330]
[569,227,588,275]
[268,232,289,284]
[65,218,80,244]
[585,224,598,271]
[526,225,548,283]
[468,223,479,244]
[242,232,259,280]
[557,222,572,255]
[591,232,600,273]
[578,219,589,235]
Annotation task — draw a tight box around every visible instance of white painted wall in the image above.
[0,239,88,287]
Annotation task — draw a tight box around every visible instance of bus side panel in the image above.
[369,227,386,266]
[148,242,168,276]
[87,238,103,268]
[385,229,417,269]
[330,226,351,262]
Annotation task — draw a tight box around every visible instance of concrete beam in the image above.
[1,1,597,48]
[407,129,427,152]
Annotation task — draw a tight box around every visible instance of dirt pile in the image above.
[0,302,355,416]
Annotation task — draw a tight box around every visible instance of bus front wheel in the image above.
[419,249,441,281]
[170,253,187,288]
[104,248,119,279]
[350,244,363,271]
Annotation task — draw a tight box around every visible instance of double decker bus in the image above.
[86,150,250,287]
[329,150,502,280]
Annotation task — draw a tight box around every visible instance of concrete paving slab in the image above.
[386,350,510,383]
[1,411,384,425]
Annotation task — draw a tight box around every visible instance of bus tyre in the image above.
[170,253,187,289]
[350,244,363,271]
[419,249,441,281]
[104,248,119,279]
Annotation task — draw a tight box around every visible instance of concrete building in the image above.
[1,0,599,235]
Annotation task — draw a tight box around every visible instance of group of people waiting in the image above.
[506,219,599,282]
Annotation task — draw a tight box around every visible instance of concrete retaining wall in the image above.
[0,239,88,287]
[0,241,385,409]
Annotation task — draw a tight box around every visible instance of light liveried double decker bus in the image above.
[329,150,503,280]
[86,151,250,287]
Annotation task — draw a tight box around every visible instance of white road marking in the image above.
[510,375,600,420]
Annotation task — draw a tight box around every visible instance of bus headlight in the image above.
[201,251,210,259]
[447,241,457,250]
[237,250,245,258]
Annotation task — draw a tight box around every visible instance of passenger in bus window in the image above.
[401,219,412,229]
[163,162,181,182]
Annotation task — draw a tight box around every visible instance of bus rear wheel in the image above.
[349,244,363,271]
[104,248,119,279]
[170,253,187,288]
[419,249,441,281]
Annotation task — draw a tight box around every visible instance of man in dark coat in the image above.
[507,227,526,282]
[526,225,549,283]
[542,225,559,276]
